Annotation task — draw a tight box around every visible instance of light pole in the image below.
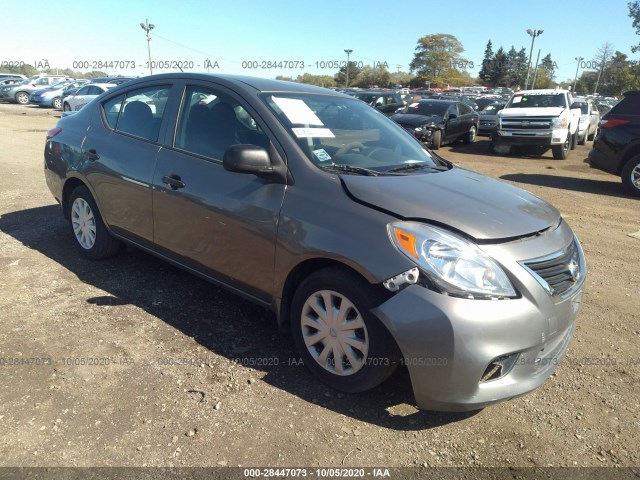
[140,19,155,75]
[572,56,584,92]
[524,29,543,89]
[344,49,353,88]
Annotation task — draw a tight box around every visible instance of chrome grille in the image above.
[522,240,583,296]
[501,117,553,130]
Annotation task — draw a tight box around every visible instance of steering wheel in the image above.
[336,142,366,156]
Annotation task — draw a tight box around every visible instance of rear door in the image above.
[81,82,176,248]
[151,82,286,302]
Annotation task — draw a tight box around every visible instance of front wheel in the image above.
[68,186,122,259]
[52,97,62,110]
[463,125,476,145]
[621,154,640,198]
[290,267,400,393]
[15,91,29,105]
[552,133,571,160]
[63,102,71,112]
[431,130,442,150]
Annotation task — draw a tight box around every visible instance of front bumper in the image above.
[372,221,585,411]
[30,96,53,106]
[495,129,567,147]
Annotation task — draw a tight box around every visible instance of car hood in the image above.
[479,114,499,121]
[390,113,444,127]
[500,107,565,117]
[341,167,560,241]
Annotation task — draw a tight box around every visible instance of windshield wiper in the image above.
[386,163,449,173]
[320,164,384,176]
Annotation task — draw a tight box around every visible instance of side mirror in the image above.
[223,144,273,176]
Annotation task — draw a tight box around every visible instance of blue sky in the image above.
[1,0,638,84]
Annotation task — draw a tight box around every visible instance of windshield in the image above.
[261,93,445,173]
[408,101,450,116]
[481,104,505,114]
[506,93,567,109]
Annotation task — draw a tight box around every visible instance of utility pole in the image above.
[524,29,543,89]
[344,49,353,88]
[140,19,155,75]
[531,49,541,89]
[572,57,583,92]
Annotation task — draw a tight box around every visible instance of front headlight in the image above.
[552,117,568,129]
[414,126,424,132]
[388,222,517,299]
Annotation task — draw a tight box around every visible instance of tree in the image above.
[478,40,493,84]
[593,42,615,94]
[389,71,414,87]
[353,66,391,88]
[629,1,640,52]
[334,61,363,87]
[409,34,467,78]
[294,73,336,87]
[490,47,509,86]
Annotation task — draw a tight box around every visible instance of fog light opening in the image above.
[480,353,520,383]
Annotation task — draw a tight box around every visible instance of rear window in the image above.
[607,95,640,116]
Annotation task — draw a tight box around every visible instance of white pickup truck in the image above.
[492,89,582,159]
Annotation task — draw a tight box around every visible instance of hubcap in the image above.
[71,198,97,249]
[301,290,369,376]
[632,164,640,189]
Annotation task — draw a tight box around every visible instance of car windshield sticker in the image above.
[312,149,332,162]
[512,96,522,104]
[272,97,324,126]
[292,127,335,138]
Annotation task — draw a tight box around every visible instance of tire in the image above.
[63,102,71,112]
[52,97,62,110]
[290,267,401,393]
[577,128,586,145]
[587,127,596,141]
[463,125,476,145]
[491,136,511,155]
[68,186,122,260]
[431,129,442,150]
[552,133,571,160]
[621,154,640,198]
[570,128,577,150]
[15,91,29,105]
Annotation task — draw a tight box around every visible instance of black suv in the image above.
[588,91,640,197]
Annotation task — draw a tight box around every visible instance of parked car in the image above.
[62,83,116,112]
[0,73,26,80]
[478,102,506,137]
[572,97,600,145]
[0,77,23,87]
[390,99,479,149]
[588,90,640,197]
[0,75,70,104]
[29,80,88,109]
[475,96,503,111]
[44,73,586,412]
[90,76,135,85]
[351,91,406,115]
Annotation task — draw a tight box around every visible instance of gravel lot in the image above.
[0,102,638,472]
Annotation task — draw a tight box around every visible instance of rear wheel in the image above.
[552,133,570,160]
[290,267,400,393]
[68,186,122,259]
[621,154,640,198]
[431,130,442,150]
[463,125,476,145]
[587,127,597,141]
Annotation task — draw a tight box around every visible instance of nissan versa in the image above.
[44,73,586,411]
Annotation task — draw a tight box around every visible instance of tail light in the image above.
[599,119,630,129]
[47,127,62,140]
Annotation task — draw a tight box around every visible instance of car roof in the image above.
[109,73,345,97]
[416,99,459,105]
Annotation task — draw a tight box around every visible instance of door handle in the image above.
[162,174,186,190]
[85,149,100,161]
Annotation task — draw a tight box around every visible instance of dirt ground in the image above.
[0,102,638,471]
